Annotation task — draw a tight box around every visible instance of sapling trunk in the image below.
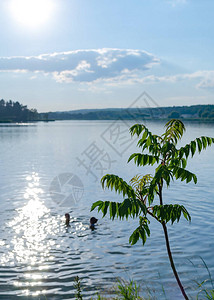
[159,181,189,300]
[162,221,189,300]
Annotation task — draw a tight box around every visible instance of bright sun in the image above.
[9,0,55,28]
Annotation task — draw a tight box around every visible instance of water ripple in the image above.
[0,121,214,299]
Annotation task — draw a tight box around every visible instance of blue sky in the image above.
[0,0,214,111]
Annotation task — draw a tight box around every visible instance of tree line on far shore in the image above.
[1,98,214,122]
[45,104,214,121]
[0,99,39,122]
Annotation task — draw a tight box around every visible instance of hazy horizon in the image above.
[40,102,214,114]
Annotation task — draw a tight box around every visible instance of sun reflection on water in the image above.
[0,172,90,297]
[0,172,62,296]
[3,172,59,266]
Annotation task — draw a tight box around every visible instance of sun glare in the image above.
[9,0,55,28]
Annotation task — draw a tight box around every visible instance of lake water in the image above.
[0,120,213,299]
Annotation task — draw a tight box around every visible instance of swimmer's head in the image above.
[90,217,98,225]
[65,213,70,225]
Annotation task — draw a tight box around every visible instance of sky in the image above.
[0,0,214,112]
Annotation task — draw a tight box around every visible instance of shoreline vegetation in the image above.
[72,258,214,300]
[42,104,214,122]
[1,99,214,123]
[0,99,39,122]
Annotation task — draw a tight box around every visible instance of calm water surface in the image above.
[0,120,213,299]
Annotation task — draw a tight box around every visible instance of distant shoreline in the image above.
[1,103,214,123]
[0,119,55,123]
[1,118,214,124]
[40,104,214,122]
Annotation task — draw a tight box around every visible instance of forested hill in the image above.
[0,99,39,122]
[44,104,214,121]
[1,100,214,122]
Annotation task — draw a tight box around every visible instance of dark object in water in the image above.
[90,217,98,230]
[65,213,70,226]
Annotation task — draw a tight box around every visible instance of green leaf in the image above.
[152,204,191,224]
[102,201,110,217]
[181,158,187,168]
[137,131,148,147]
[153,164,172,187]
[190,141,196,157]
[181,205,191,221]
[172,166,197,184]
[128,153,159,166]
[196,138,202,153]
[207,137,212,146]
[101,174,135,198]
[129,229,139,245]
[91,200,103,212]
[163,119,185,144]
[119,198,132,219]
[142,130,148,141]
[201,136,207,149]
[130,174,153,194]
[129,217,150,245]
[109,202,117,220]
[184,144,190,158]
[135,198,147,215]
[129,124,147,137]
[179,136,214,159]
[193,173,197,184]
[139,227,146,245]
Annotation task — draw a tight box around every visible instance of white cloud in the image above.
[0,48,159,83]
[2,48,214,92]
[122,70,214,90]
[187,71,214,89]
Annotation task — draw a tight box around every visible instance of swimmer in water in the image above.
[65,213,70,226]
[90,217,98,230]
